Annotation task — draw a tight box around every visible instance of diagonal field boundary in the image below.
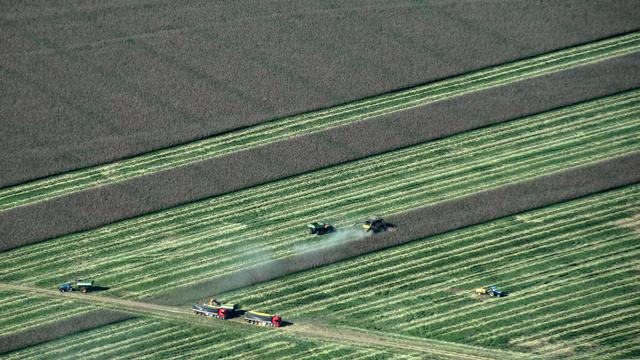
[1,31,640,212]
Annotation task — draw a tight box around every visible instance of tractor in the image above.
[58,279,95,293]
[306,222,335,235]
[475,285,507,297]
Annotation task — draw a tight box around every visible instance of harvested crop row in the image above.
[2,317,407,360]
[224,184,640,355]
[0,290,97,336]
[0,91,638,300]
[1,31,640,212]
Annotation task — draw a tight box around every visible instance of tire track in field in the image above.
[1,31,640,211]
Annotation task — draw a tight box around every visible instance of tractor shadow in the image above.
[86,286,110,293]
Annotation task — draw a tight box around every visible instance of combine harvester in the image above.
[192,299,237,319]
[357,216,396,233]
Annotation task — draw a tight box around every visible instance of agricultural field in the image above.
[2,317,421,360]
[1,89,638,301]
[225,184,640,358]
[2,1,640,359]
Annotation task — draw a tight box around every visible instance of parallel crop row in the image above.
[1,31,640,211]
[226,184,640,356]
[0,290,97,335]
[3,318,404,360]
[0,90,638,300]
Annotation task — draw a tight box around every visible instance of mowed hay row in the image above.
[2,317,407,360]
[225,184,640,356]
[1,91,639,299]
[0,290,97,335]
[2,31,640,212]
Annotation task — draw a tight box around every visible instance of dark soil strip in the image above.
[2,1,639,186]
[0,309,132,355]
[149,153,640,306]
[1,52,639,251]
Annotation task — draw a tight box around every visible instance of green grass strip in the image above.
[1,31,640,211]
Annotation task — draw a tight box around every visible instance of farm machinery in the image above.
[475,285,507,297]
[357,216,396,233]
[192,299,237,319]
[306,222,335,235]
[192,299,284,327]
[244,311,282,327]
[58,279,95,293]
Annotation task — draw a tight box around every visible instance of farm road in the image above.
[2,0,639,186]
[2,52,640,251]
[0,283,518,359]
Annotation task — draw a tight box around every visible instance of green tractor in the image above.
[306,222,335,235]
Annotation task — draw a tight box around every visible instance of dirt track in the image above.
[2,52,640,250]
[2,0,639,187]
[0,282,514,359]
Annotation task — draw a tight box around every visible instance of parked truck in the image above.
[192,299,237,319]
[244,311,282,327]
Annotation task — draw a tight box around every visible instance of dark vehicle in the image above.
[192,299,237,319]
[357,217,396,233]
[475,286,508,297]
[58,282,73,292]
[58,279,95,293]
[244,311,282,327]
[306,222,335,235]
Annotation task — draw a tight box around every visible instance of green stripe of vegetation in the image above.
[0,90,638,301]
[1,31,640,211]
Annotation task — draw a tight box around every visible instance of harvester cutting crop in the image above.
[192,299,237,319]
[356,216,396,233]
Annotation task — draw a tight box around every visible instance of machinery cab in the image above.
[306,222,335,235]
[271,315,282,327]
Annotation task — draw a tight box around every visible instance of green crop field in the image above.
[225,184,640,358]
[2,317,419,360]
[0,290,98,335]
[0,90,637,301]
[2,5,640,358]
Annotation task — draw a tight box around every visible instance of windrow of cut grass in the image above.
[0,90,638,300]
[2,317,409,360]
[225,184,640,356]
[0,290,97,335]
[1,31,640,212]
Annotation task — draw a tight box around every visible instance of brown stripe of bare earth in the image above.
[1,52,640,251]
[148,153,640,306]
[0,309,133,355]
[2,0,639,186]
